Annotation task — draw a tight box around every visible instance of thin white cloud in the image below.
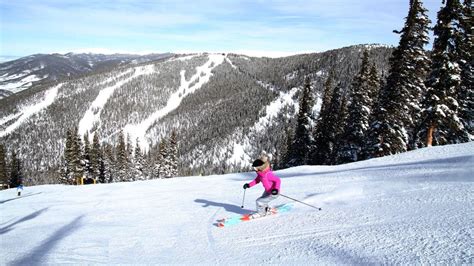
[1,0,444,57]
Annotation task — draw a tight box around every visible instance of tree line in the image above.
[59,128,179,185]
[281,0,472,167]
[0,144,24,189]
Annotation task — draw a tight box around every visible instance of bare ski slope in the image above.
[1,143,473,264]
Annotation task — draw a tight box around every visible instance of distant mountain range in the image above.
[0,44,393,184]
[0,52,174,99]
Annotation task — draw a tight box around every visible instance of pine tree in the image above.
[126,134,133,162]
[337,50,379,163]
[168,130,179,177]
[405,0,432,149]
[319,70,336,120]
[277,124,293,169]
[457,0,473,135]
[103,143,115,183]
[286,77,315,166]
[312,82,347,165]
[368,64,381,101]
[116,130,128,182]
[126,134,135,181]
[133,138,146,181]
[146,147,156,178]
[83,132,92,179]
[59,128,74,184]
[157,139,170,178]
[365,0,431,157]
[9,151,22,187]
[0,144,8,188]
[98,159,106,183]
[418,0,470,146]
[90,133,103,182]
[62,127,84,185]
[72,128,84,184]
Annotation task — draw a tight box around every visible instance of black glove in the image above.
[243,183,250,189]
[271,189,279,195]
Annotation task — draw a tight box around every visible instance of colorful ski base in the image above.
[216,204,292,228]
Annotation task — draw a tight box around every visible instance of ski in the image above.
[216,204,292,228]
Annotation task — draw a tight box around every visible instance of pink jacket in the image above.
[248,168,281,193]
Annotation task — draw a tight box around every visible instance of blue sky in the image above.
[1,0,444,58]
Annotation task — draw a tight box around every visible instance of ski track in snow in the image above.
[0,83,62,138]
[78,65,155,139]
[0,143,472,264]
[123,54,226,151]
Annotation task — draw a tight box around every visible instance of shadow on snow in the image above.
[0,192,43,204]
[11,215,85,266]
[0,208,49,235]
[194,199,252,215]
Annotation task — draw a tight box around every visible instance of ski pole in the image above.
[280,194,322,210]
[241,189,246,208]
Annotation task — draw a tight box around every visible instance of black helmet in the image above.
[252,159,264,167]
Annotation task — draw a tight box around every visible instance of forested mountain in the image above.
[0,45,393,184]
[0,53,173,99]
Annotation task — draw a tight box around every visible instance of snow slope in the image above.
[1,143,473,265]
[0,84,62,138]
[123,54,225,151]
[0,74,44,94]
[78,65,155,139]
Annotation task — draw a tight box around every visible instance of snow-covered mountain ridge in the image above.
[1,142,472,264]
[0,53,173,99]
[0,45,394,183]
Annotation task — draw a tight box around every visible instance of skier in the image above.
[243,155,281,219]
[17,184,23,196]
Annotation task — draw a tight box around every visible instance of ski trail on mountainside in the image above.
[0,83,62,138]
[123,54,226,151]
[78,65,155,139]
[225,86,300,167]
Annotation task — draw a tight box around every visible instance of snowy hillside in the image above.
[1,142,472,264]
[0,53,173,98]
[0,45,394,183]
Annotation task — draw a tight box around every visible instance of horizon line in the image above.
[0,43,395,62]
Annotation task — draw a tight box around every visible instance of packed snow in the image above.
[1,142,472,264]
[0,84,62,138]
